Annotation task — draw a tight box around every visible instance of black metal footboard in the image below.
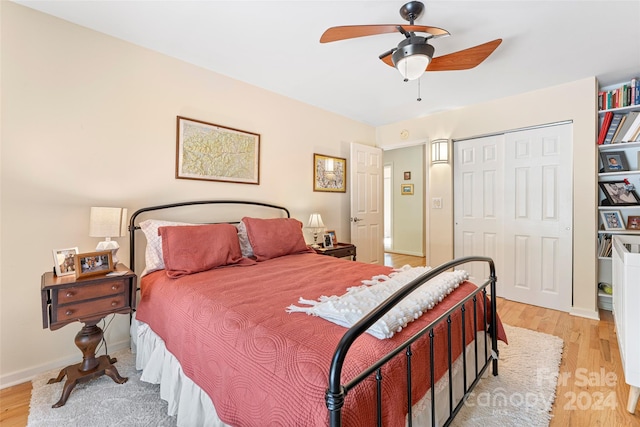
[326,256,498,427]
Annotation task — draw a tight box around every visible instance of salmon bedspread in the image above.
[135,253,504,426]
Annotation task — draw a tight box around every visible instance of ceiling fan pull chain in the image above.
[417,78,422,102]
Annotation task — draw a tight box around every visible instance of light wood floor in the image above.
[2,253,638,426]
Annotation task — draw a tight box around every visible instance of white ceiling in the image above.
[14,0,640,127]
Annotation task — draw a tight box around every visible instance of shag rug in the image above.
[28,325,563,427]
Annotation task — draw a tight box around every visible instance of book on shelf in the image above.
[598,78,639,111]
[611,115,627,143]
[621,111,640,142]
[614,111,639,143]
[603,113,624,144]
[598,234,612,258]
[598,111,613,145]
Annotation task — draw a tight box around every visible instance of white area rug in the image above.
[28,325,562,427]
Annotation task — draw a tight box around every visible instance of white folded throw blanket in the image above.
[286,265,469,339]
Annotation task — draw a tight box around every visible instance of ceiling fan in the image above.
[320,1,502,81]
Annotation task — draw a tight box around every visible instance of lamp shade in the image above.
[89,207,128,238]
[308,213,325,229]
[431,139,449,164]
[392,38,434,81]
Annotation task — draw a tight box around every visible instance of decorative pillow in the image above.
[242,217,310,261]
[235,220,254,258]
[139,219,196,276]
[159,224,255,278]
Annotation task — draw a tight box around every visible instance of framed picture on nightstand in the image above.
[326,230,337,246]
[52,247,79,276]
[322,233,334,248]
[74,250,114,279]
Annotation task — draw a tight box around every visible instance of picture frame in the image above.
[326,230,337,245]
[52,247,79,277]
[401,184,414,195]
[599,181,640,206]
[74,250,114,279]
[313,153,346,192]
[322,233,334,248]
[600,151,629,173]
[627,215,640,230]
[176,116,260,184]
[404,171,411,180]
[600,210,625,231]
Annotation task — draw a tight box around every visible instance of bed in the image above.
[128,200,505,426]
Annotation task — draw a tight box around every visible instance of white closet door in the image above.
[502,124,573,312]
[454,123,573,311]
[454,135,505,294]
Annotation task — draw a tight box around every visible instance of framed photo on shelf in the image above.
[176,116,260,184]
[74,250,114,279]
[313,153,346,192]
[599,151,629,173]
[326,230,337,245]
[401,184,414,195]
[599,181,640,206]
[322,233,334,248]
[600,210,625,231]
[52,247,79,277]
[627,215,640,230]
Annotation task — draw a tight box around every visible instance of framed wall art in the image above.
[52,247,79,277]
[404,171,411,180]
[599,181,640,206]
[176,116,260,184]
[313,153,346,192]
[74,250,114,279]
[401,184,414,195]
[600,210,625,231]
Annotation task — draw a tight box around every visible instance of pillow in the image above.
[242,217,310,261]
[159,224,255,278]
[139,219,196,276]
[235,220,254,258]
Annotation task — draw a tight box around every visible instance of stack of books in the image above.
[598,78,640,111]
[598,110,640,145]
[598,234,613,258]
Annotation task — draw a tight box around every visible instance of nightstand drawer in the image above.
[56,280,124,303]
[55,295,127,321]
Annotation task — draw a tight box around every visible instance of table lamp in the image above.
[89,207,128,264]
[307,213,325,248]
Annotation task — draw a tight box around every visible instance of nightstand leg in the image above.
[47,321,128,408]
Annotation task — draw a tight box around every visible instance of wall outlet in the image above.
[432,197,443,209]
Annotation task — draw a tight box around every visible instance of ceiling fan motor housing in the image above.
[391,36,434,65]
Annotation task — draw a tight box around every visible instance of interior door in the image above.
[502,124,573,312]
[454,135,505,292]
[454,123,573,311]
[350,142,383,264]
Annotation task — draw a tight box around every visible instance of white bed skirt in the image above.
[132,314,490,427]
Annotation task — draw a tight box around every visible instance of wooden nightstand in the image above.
[313,243,357,261]
[40,263,137,408]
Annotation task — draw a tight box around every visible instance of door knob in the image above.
[351,217,362,222]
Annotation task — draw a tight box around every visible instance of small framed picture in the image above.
[326,230,337,245]
[600,151,629,173]
[401,184,414,195]
[599,181,640,205]
[600,210,625,231]
[627,215,640,230]
[74,250,114,279]
[404,171,411,180]
[52,247,79,277]
[322,233,334,248]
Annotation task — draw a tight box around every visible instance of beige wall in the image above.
[0,2,376,385]
[377,77,599,319]
[383,145,424,256]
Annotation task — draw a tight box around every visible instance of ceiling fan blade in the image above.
[320,25,449,43]
[427,39,502,71]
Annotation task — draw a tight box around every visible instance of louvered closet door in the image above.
[454,123,573,312]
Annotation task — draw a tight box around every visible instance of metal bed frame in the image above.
[128,200,499,427]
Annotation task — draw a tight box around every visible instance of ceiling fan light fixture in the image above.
[392,38,434,81]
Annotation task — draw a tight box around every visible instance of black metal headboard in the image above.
[128,200,290,273]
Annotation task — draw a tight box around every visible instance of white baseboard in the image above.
[570,307,600,321]
[0,339,130,389]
